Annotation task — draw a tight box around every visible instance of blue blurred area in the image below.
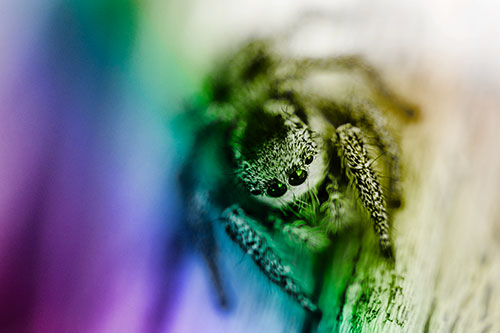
[0,1,190,331]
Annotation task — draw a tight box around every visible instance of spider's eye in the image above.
[266,181,287,198]
[305,155,314,165]
[288,169,307,186]
[250,189,262,195]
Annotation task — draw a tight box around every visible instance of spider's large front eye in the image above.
[267,181,287,198]
[288,169,307,186]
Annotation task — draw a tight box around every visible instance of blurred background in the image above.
[1,0,500,332]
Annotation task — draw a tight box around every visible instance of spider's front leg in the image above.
[334,124,394,258]
[351,101,403,208]
[221,205,319,313]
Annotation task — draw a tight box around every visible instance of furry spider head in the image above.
[231,102,328,207]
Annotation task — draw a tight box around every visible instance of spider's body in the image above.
[180,40,413,314]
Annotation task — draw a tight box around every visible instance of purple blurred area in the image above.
[0,2,188,332]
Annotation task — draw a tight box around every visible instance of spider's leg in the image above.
[179,121,235,310]
[350,100,403,207]
[334,124,394,258]
[296,55,417,118]
[222,205,319,313]
[185,190,230,309]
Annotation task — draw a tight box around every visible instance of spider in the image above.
[179,39,415,314]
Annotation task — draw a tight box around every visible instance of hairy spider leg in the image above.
[334,124,394,258]
[347,100,403,208]
[221,205,319,313]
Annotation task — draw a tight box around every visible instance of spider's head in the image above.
[231,101,327,208]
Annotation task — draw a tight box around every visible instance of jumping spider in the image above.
[180,39,414,314]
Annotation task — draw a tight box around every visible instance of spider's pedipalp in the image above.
[320,176,350,234]
[334,124,394,258]
[277,220,330,252]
